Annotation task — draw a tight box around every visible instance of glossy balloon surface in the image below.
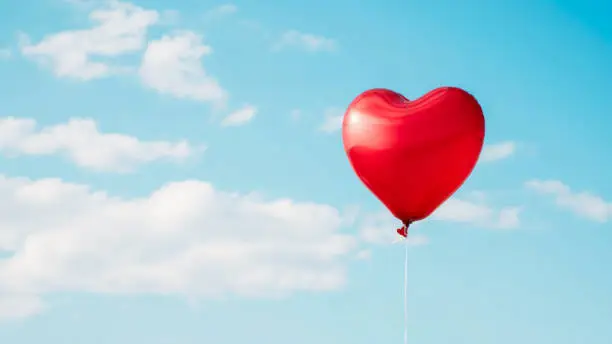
[342,87,485,223]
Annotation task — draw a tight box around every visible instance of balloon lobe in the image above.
[342,87,485,224]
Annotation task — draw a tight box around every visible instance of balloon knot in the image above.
[396,220,412,238]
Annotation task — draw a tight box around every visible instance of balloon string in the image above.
[404,228,409,344]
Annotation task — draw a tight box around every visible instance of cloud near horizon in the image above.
[0,175,360,319]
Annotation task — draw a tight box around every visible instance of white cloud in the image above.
[480,141,516,162]
[139,31,227,105]
[273,30,336,52]
[359,194,520,244]
[432,198,521,229]
[354,249,371,260]
[318,107,344,133]
[221,105,257,127]
[496,207,521,228]
[526,179,612,222]
[0,294,44,320]
[20,1,159,80]
[0,175,360,318]
[0,117,198,172]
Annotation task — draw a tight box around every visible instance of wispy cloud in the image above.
[480,141,516,162]
[0,295,44,321]
[273,30,336,52]
[432,198,521,229]
[358,193,519,246]
[221,105,257,127]
[526,179,612,222]
[318,107,344,133]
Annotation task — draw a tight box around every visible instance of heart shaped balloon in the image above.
[342,87,485,225]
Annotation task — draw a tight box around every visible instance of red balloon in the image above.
[342,87,485,225]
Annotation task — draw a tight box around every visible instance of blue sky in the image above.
[0,0,611,343]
